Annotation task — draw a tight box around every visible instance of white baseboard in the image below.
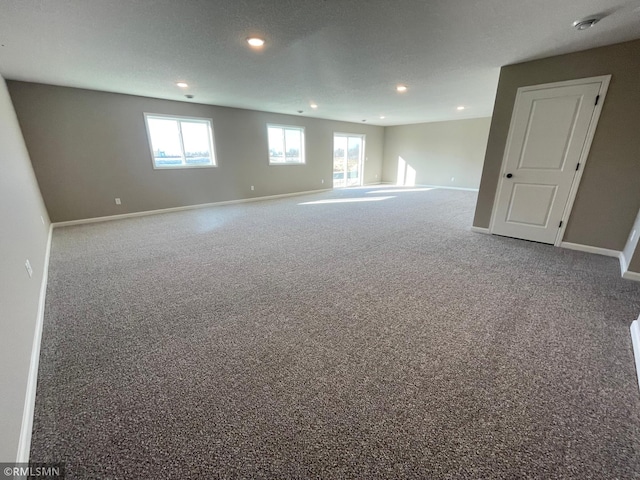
[618,251,640,282]
[470,226,490,234]
[414,184,479,192]
[53,189,331,228]
[622,270,640,282]
[560,242,640,282]
[367,183,479,192]
[559,242,621,258]
[16,224,52,463]
[631,320,640,393]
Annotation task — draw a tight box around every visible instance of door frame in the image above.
[332,132,366,188]
[488,75,611,246]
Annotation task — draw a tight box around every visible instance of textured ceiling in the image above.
[0,0,639,126]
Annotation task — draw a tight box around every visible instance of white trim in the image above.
[623,270,640,282]
[488,75,612,246]
[470,226,491,234]
[16,224,53,463]
[370,184,479,192]
[415,184,479,192]
[620,251,630,276]
[559,242,620,258]
[631,320,640,393]
[53,189,331,228]
[618,251,640,282]
[560,242,640,282]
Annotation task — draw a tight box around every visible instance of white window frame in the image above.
[267,124,306,165]
[144,113,217,170]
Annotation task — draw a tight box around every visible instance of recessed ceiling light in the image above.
[457,106,465,111]
[396,85,408,93]
[310,103,318,109]
[380,116,385,119]
[572,17,602,30]
[176,82,189,88]
[247,37,265,47]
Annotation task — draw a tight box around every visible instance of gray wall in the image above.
[473,39,640,256]
[8,82,384,222]
[382,118,491,189]
[0,76,50,461]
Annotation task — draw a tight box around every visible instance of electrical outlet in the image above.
[25,259,33,278]
[251,185,254,191]
[115,198,121,205]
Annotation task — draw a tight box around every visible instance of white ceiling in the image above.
[0,0,639,126]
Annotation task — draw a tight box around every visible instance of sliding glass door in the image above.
[333,134,365,188]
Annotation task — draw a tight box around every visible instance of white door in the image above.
[491,80,605,244]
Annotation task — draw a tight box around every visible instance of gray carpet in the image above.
[31,187,640,479]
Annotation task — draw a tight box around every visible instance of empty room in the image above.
[2,1,640,478]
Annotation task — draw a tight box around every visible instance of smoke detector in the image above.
[573,16,602,30]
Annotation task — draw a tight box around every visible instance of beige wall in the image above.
[473,39,640,255]
[0,76,50,461]
[8,82,384,222]
[382,118,491,189]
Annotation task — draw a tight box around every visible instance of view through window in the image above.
[267,125,305,164]
[145,114,216,169]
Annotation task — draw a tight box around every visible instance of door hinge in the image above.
[576,163,580,171]
[595,95,600,106]
[559,220,563,228]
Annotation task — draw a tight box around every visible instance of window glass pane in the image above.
[268,127,285,164]
[284,128,302,163]
[147,118,183,167]
[181,121,212,165]
[347,136,362,185]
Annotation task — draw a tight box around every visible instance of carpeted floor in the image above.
[31,187,640,479]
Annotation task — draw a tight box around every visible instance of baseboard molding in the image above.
[53,189,331,228]
[618,251,640,282]
[622,270,640,282]
[416,184,479,192]
[367,183,479,192]
[560,242,640,282]
[631,320,640,393]
[16,224,52,463]
[470,226,490,234]
[559,242,621,258]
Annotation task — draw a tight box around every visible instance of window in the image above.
[267,125,305,165]
[144,114,216,169]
